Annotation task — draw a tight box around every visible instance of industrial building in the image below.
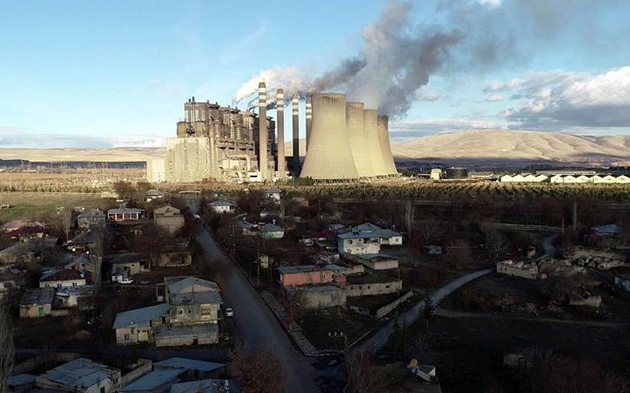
[161,84,398,183]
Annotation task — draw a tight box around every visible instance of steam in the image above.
[233,0,621,118]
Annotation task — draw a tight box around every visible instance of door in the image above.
[38,307,45,317]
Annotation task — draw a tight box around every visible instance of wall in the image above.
[19,303,51,318]
[152,251,192,267]
[115,327,153,345]
[338,238,381,255]
[280,270,335,287]
[169,303,219,325]
[298,287,347,309]
[346,280,402,297]
[120,359,152,387]
[40,278,87,289]
[375,291,413,318]
[155,330,218,347]
[496,262,538,279]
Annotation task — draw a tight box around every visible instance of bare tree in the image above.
[481,226,508,261]
[0,301,14,393]
[53,205,73,241]
[230,345,285,393]
[344,351,388,393]
[404,200,415,238]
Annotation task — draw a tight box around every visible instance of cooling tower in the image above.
[292,95,300,175]
[377,115,398,175]
[300,93,359,180]
[364,109,388,177]
[305,97,312,154]
[258,82,268,180]
[276,89,286,177]
[346,102,374,178]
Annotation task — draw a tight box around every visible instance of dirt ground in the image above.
[301,307,377,351]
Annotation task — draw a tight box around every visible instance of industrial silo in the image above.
[346,102,373,178]
[364,109,387,177]
[300,93,359,180]
[377,115,398,176]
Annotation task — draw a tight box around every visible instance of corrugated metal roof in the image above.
[38,358,119,388]
[113,303,169,329]
[120,369,183,392]
[154,358,225,373]
[169,379,240,393]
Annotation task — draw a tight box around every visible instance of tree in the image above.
[230,346,285,393]
[344,351,388,393]
[481,226,508,261]
[404,200,415,238]
[0,301,14,393]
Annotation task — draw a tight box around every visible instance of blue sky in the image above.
[1,0,630,148]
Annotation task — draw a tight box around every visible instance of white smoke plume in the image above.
[233,0,629,118]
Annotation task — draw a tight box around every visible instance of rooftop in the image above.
[113,303,169,329]
[120,369,183,392]
[38,358,120,388]
[8,374,37,386]
[154,358,226,373]
[154,323,219,338]
[277,264,345,275]
[40,269,87,282]
[166,276,223,305]
[170,379,240,393]
[259,223,284,233]
[108,207,145,214]
[20,288,54,306]
[210,200,235,207]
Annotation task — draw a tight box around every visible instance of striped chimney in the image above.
[292,94,300,176]
[258,82,268,180]
[276,89,286,177]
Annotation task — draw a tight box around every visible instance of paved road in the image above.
[195,228,320,393]
[354,268,494,353]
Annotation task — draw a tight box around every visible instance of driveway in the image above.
[195,228,320,393]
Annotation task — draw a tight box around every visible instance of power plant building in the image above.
[162,85,397,183]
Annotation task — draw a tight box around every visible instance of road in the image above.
[195,227,320,393]
[354,268,494,353]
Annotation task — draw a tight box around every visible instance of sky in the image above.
[1,0,630,148]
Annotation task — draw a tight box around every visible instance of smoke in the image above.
[233,0,626,118]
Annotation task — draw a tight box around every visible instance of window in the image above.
[124,334,130,340]
[178,309,183,315]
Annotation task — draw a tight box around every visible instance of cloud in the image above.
[486,94,504,102]
[220,24,268,66]
[477,0,502,8]
[0,127,167,148]
[390,117,507,139]
[496,67,630,128]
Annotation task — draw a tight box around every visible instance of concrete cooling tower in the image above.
[300,93,359,180]
[377,115,398,175]
[346,102,374,178]
[363,109,388,176]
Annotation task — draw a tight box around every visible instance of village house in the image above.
[107,207,145,222]
[153,358,226,380]
[496,260,539,280]
[36,358,121,393]
[107,252,146,282]
[19,288,54,318]
[154,205,185,234]
[119,368,184,393]
[263,188,282,202]
[337,223,403,255]
[76,209,107,230]
[113,276,223,347]
[209,200,236,214]
[277,264,347,287]
[39,268,89,288]
[258,223,284,239]
[146,189,167,201]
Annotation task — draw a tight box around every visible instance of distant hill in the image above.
[391,130,630,164]
[0,147,165,163]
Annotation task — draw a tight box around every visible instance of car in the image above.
[118,277,134,285]
[224,307,234,317]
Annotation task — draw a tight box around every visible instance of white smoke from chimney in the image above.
[232,66,313,106]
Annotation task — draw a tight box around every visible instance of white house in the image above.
[209,200,236,214]
[113,303,170,345]
[39,269,88,289]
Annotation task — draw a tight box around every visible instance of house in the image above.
[591,224,623,237]
[263,188,282,202]
[345,253,399,270]
[19,288,54,318]
[107,252,146,282]
[352,223,403,245]
[258,223,284,239]
[115,276,223,347]
[338,231,381,255]
[154,205,185,234]
[113,303,170,345]
[119,369,184,393]
[614,275,630,292]
[36,358,121,393]
[54,285,94,309]
[146,189,167,201]
[496,260,538,280]
[170,379,240,393]
[277,264,347,287]
[430,168,442,180]
[8,374,37,393]
[108,207,145,222]
[209,200,236,214]
[39,268,88,288]
[346,273,402,297]
[77,209,107,230]
[154,358,226,379]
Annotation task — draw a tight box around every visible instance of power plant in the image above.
[162,84,398,183]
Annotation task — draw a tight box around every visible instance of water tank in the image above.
[445,167,469,179]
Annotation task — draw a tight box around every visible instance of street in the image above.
[195,227,320,393]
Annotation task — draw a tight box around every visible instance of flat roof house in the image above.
[36,358,121,393]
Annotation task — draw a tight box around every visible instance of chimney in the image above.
[305,96,312,154]
[292,95,300,176]
[276,89,286,177]
[258,82,268,180]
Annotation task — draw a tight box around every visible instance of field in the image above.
[0,192,108,221]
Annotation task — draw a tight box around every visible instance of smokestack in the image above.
[364,109,387,176]
[258,82,268,180]
[300,93,359,180]
[305,97,312,154]
[276,89,286,177]
[346,102,373,178]
[377,114,398,175]
[292,95,300,176]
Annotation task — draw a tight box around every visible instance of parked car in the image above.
[224,307,234,317]
[118,277,134,285]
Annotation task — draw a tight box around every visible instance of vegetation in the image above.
[229,346,285,393]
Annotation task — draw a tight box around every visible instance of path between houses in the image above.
[433,307,630,327]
